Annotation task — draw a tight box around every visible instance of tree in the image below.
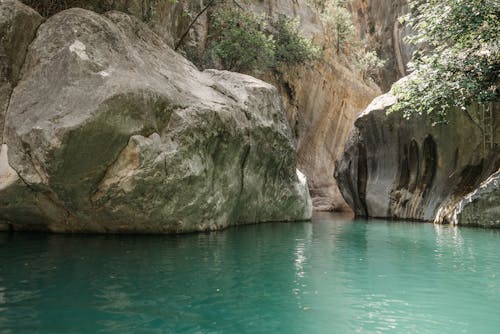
[273,15,320,66]
[210,9,276,73]
[390,0,499,124]
[205,7,320,74]
[355,50,386,80]
[315,0,355,54]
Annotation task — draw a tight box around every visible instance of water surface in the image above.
[1,213,499,333]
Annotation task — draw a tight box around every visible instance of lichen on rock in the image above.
[0,2,311,233]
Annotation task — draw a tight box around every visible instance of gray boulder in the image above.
[450,171,500,227]
[0,0,43,141]
[335,89,499,221]
[0,4,311,233]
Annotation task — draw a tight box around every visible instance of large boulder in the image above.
[448,171,500,228]
[0,4,311,233]
[0,0,43,140]
[335,89,499,221]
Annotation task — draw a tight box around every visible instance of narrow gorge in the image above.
[0,0,498,231]
[1,1,500,332]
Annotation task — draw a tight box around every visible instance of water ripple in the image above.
[1,216,500,333]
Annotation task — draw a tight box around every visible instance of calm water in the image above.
[1,213,500,333]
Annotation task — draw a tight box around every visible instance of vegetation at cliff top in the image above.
[309,0,386,81]
[203,7,320,74]
[391,0,499,124]
[203,0,383,79]
[317,0,355,55]
[209,9,276,73]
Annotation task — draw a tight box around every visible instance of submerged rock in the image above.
[335,88,499,221]
[0,3,311,233]
[448,171,500,228]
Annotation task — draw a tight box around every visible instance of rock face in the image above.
[149,0,381,211]
[449,171,500,227]
[335,90,499,221]
[284,62,378,211]
[249,1,380,211]
[169,0,382,211]
[349,0,414,91]
[18,0,382,212]
[0,4,311,233]
[0,0,43,141]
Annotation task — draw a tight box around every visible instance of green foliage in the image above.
[318,0,355,54]
[355,50,386,80]
[273,15,320,66]
[210,9,276,73]
[208,8,319,73]
[390,0,500,123]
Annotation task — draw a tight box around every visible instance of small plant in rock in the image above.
[355,50,386,80]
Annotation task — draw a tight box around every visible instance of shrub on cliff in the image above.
[210,9,276,73]
[309,0,355,54]
[391,0,499,123]
[273,15,320,66]
[208,9,319,74]
[355,50,387,80]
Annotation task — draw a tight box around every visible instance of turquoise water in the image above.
[1,213,500,333]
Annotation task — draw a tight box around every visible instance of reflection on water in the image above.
[1,214,500,333]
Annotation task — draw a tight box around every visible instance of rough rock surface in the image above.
[284,62,378,211]
[449,171,500,227]
[18,0,383,212]
[335,90,499,221]
[0,5,311,233]
[349,0,414,91]
[0,0,43,141]
[145,0,381,211]
[21,0,188,47]
[250,1,380,211]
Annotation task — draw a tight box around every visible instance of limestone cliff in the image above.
[247,0,381,211]
[0,2,311,233]
[18,0,399,212]
[335,89,499,222]
[349,0,414,91]
[174,0,382,211]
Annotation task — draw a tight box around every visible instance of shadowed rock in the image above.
[448,170,500,228]
[335,88,499,222]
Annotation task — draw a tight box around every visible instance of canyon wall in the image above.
[335,90,499,223]
[17,0,415,212]
[349,0,414,91]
